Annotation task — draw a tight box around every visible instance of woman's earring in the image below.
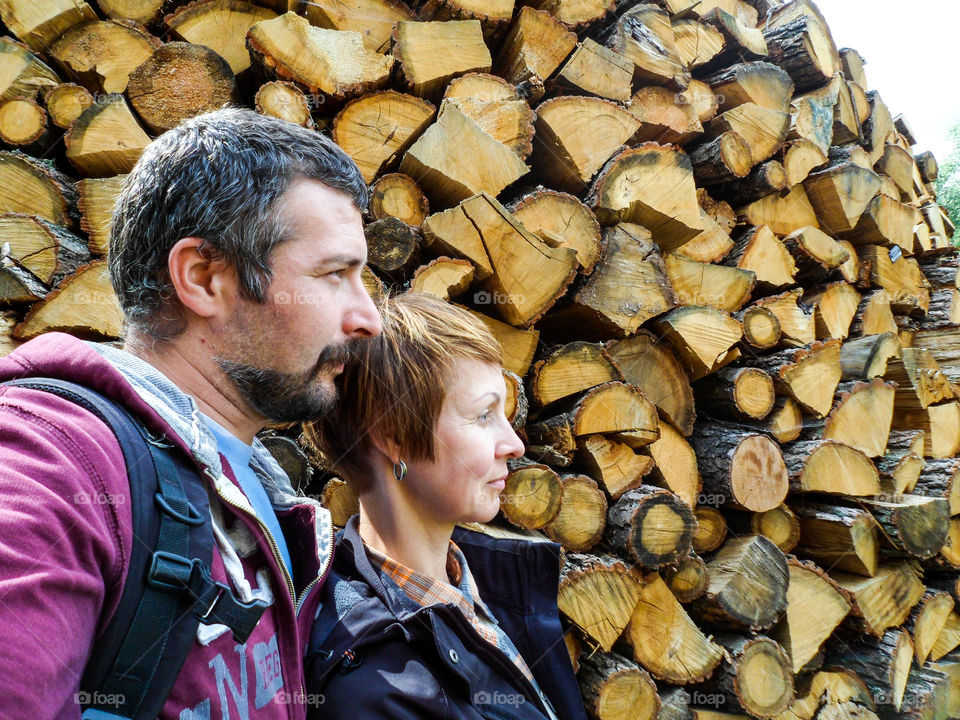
[393,459,407,481]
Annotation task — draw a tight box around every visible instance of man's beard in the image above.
[216,340,360,423]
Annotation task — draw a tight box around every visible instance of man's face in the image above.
[214,179,382,423]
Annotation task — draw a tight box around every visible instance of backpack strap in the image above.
[4,378,267,720]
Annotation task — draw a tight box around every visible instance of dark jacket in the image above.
[306,516,588,720]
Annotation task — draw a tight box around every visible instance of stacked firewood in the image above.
[2,0,960,717]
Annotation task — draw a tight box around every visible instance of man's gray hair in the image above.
[109,107,368,341]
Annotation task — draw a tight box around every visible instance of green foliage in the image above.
[935,123,960,230]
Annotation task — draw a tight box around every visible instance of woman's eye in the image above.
[477,411,491,423]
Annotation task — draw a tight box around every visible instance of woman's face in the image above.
[403,358,525,525]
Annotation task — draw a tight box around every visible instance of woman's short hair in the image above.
[308,291,503,493]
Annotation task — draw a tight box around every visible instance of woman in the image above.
[305,291,587,720]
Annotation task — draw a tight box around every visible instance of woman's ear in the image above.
[369,431,403,465]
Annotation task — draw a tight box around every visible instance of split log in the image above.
[503,369,527,429]
[0,151,77,230]
[0,0,98,54]
[624,572,724,684]
[751,339,842,417]
[782,439,880,496]
[663,552,709,603]
[644,421,701,508]
[442,82,535,160]
[778,668,877,720]
[400,103,530,208]
[664,253,755,313]
[466,307,540,376]
[698,634,793,719]
[604,485,696,568]
[808,378,894,458]
[891,401,960,460]
[605,4,690,89]
[832,561,925,637]
[862,91,895,166]
[0,261,48,305]
[392,19,493,101]
[737,305,782,349]
[839,332,901,381]
[126,42,238,135]
[825,629,915,714]
[849,290,898,337]
[50,19,160,94]
[0,36,61,103]
[781,138,828,187]
[764,396,803,443]
[606,332,696,436]
[782,225,850,281]
[762,6,839,92]
[738,184,819,236]
[579,651,660,720]
[885,347,954,411]
[793,501,879,577]
[545,474,608,551]
[905,590,955,664]
[553,38,633,103]
[63,95,151,177]
[495,6,577,86]
[531,95,640,194]
[695,9,768,72]
[13,260,122,340]
[558,553,644,651]
[587,144,704,250]
[841,194,920,252]
[538,223,676,340]
[930,612,960,660]
[578,434,654,500]
[692,506,727,554]
[295,0,413,54]
[706,102,790,166]
[511,190,603,275]
[802,162,881,235]
[699,61,793,115]
[751,504,800,553]
[412,256,476,301]
[806,282,860,340]
[164,0,279,76]
[694,367,775,421]
[861,494,949,560]
[691,534,789,632]
[787,76,841,157]
[422,193,575,326]
[772,557,851,673]
[0,213,89,285]
[671,18,724,69]
[725,226,797,295]
[679,79,720,125]
[321,478,360,527]
[653,306,744,380]
[690,421,787,512]
[913,458,960,516]
[531,341,621,407]
[254,81,314,128]
[629,86,704,146]
[247,12,394,102]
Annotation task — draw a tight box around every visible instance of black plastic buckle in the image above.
[196,584,269,643]
[147,551,200,592]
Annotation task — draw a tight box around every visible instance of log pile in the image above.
[1,0,960,717]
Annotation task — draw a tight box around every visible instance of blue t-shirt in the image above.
[201,414,293,578]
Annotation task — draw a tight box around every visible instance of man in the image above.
[0,108,381,718]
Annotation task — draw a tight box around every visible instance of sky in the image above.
[812,0,960,164]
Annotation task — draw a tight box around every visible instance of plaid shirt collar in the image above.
[363,540,496,624]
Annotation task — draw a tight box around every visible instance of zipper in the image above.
[205,468,297,601]
[295,518,335,615]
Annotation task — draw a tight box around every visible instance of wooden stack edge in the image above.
[1,0,959,718]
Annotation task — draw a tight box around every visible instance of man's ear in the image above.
[167,237,237,320]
